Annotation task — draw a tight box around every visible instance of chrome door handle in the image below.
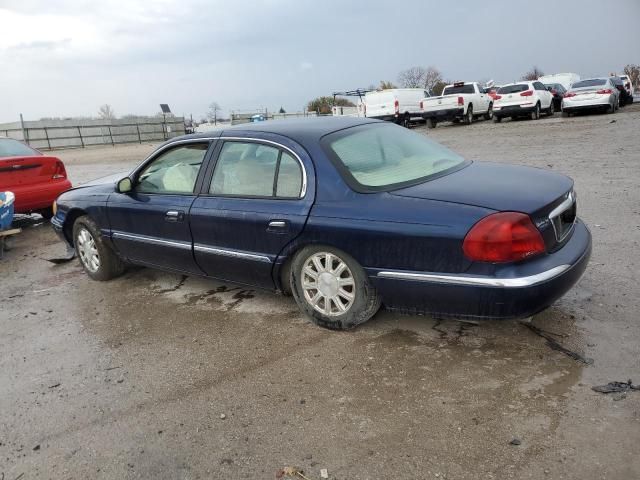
[267,220,289,233]
[165,210,185,222]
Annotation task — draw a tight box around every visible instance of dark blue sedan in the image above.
[52,117,591,329]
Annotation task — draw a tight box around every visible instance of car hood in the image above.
[81,172,128,187]
[390,161,573,214]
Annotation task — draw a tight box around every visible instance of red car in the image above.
[0,137,72,219]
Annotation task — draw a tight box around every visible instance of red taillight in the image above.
[564,92,576,98]
[394,99,399,114]
[520,90,533,97]
[462,212,545,263]
[596,89,613,94]
[52,160,67,179]
[419,100,423,109]
[494,95,502,100]
[457,96,463,106]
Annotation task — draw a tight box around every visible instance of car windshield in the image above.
[572,79,606,88]
[442,84,475,95]
[324,123,466,191]
[497,84,529,94]
[0,138,40,158]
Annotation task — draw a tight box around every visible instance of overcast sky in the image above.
[1,0,638,123]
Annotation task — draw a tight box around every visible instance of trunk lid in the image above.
[390,161,576,251]
[0,155,64,188]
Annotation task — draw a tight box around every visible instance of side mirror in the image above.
[116,177,133,193]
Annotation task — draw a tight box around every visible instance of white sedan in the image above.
[562,78,620,116]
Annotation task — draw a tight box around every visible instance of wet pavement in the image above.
[2,106,640,479]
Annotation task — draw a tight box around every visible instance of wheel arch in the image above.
[62,208,88,245]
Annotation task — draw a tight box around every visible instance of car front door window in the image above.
[137,143,208,194]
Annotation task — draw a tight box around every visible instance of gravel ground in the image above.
[2,105,639,479]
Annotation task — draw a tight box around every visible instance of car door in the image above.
[476,84,489,112]
[535,82,551,108]
[190,137,314,288]
[108,140,213,274]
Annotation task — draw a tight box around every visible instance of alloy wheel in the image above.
[77,227,100,272]
[301,252,355,316]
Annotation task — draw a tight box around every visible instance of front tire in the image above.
[290,246,381,330]
[72,215,125,281]
[546,101,555,116]
[531,103,540,120]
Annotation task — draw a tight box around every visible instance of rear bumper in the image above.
[10,180,72,213]
[493,104,536,117]
[422,108,464,121]
[368,219,591,319]
[562,96,612,110]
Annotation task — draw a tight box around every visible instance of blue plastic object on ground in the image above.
[0,192,15,230]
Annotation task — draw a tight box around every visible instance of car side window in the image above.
[136,143,208,194]
[210,142,303,198]
[276,152,303,198]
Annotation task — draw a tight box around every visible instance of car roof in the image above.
[170,116,381,147]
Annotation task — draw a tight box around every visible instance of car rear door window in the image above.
[276,152,303,198]
[136,143,208,194]
[210,142,303,198]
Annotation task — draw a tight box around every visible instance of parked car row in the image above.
[338,71,635,129]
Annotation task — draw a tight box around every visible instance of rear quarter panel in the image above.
[279,193,493,275]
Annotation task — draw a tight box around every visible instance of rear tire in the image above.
[290,245,381,330]
[493,115,502,123]
[607,102,615,114]
[402,114,411,128]
[484,103,493,120]
[426,118,436,129]
[72,215,125,281]
[464,104,474,125]
[38,207,54,220]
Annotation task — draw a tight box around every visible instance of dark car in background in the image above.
[544,83,567,111]
[51,118,591,330]
[610,76,632,106]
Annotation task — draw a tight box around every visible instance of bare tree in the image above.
[398,66,443,91]
[423,66,443,91]
[207,101,222,125]
[522,66,544,81]
[98,104,115,119]
[398,66,427,88]
[623,64,640,91]
[378,80,397,90]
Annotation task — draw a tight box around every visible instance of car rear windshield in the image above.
[323,123,467,192]
[0,138,40,158]
[572,79,606,88]
[442,84,475,95]
[497,84,529,94]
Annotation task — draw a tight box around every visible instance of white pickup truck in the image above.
[420,82,493,128]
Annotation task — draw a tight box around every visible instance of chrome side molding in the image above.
[377,264,571,288]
